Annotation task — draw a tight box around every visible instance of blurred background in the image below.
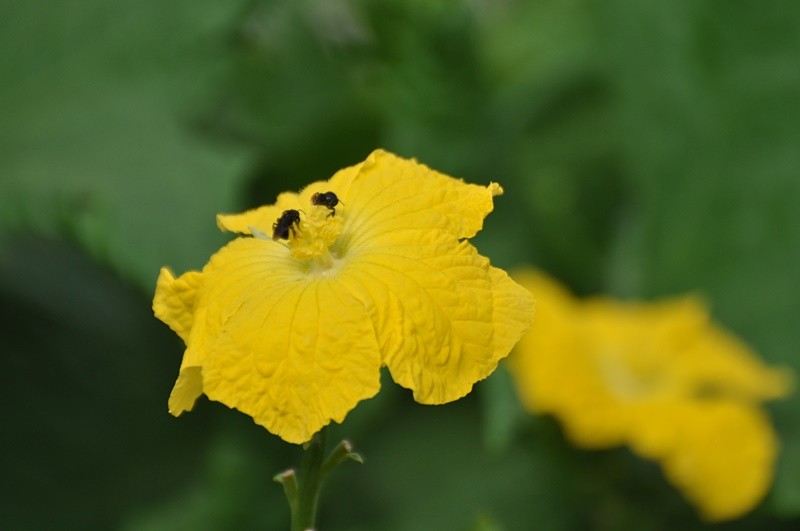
[1,0,798,529]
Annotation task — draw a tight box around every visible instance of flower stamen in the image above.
[288,205,344,270]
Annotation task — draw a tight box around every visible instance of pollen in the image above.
[287,206,344,267]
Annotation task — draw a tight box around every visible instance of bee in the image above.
[272,209,302,240]
[311,191,342,216]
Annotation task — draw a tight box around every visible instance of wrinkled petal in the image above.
[168,303,212,416]
[488,267,536,364]
[152,268,203,343]
[168,365,204,416]
[153,267,210,416]
[194,238,382,444]
[340,229,530,404]
[216,161,365,236]
[339,150,502,252]
[631,400,779,521]
[216,191,302,237]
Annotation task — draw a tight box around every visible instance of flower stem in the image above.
[275,428,364,531]
[292,427,328,531]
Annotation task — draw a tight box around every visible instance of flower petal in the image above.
[631,400,779,521]
[338,150,501,252]
[216,191,303,236]
[340,231,531,404]
[168,365,204,416]
[152,267,211,416]
[216,161,365,236]
[488,267,536,364]
[194,238,382,444]
[677,320,793,401]
[153,267,203,343]
[508,270,633,447]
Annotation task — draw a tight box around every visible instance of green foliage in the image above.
[2,0,799,529]
[0,0,252,287]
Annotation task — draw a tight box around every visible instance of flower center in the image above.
[288,205,344,272]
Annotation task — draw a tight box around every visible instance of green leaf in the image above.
[480,365,527,455]
[0,0,253,289]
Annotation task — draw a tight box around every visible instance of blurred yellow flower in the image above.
[508,269,791,521]
[153,149,535,444]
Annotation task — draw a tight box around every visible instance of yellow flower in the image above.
[153,149,535,444]
[508,269,791,521]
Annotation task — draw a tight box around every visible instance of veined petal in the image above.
[153,268,203,343]
[631,400,779,521]
[169,304,214,416]
[310,158,365,200]
[339,150,501,252]
[488,267,536,364]
[216,162,365,236]
[195,238,382,444]
[153,268,209,417]
[340,233,527,404]
[216,191,302,236]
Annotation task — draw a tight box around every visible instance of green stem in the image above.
[292,427,328,531]
[275,429,363,530]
